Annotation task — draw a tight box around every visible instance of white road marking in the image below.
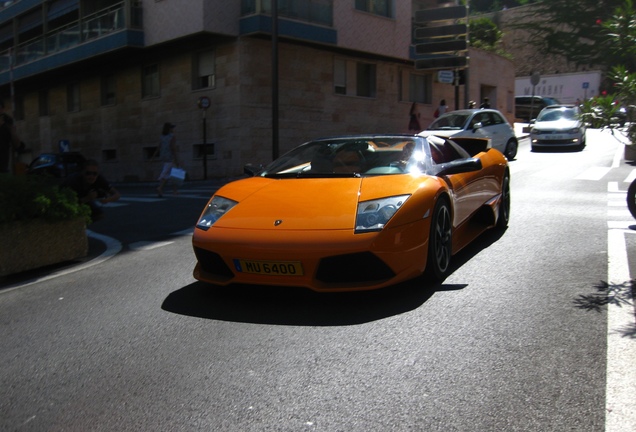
[625,169,636,183]
[609,200,629,207]
[608,221,635,229]
[605,227,636,432]
[608,209,631,217]
[129,240,174,251]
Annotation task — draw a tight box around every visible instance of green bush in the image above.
[580,95,624,129]
[0,174,91,224]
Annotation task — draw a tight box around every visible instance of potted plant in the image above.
[0,174,91,277]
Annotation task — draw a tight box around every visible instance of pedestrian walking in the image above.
[408,102,421,133]
[434,99,448,118]
[480,97,491,109]
[152,122,180,197]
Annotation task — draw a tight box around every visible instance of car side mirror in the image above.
[436,158,483,176]
[243,164,262,177]
[472,122,483,131]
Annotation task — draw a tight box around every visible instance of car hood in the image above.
[532,120,580,130]
[210,175,428,230]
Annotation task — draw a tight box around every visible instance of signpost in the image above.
[529,72,540,121]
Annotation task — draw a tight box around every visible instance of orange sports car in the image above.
[192,134,510,292]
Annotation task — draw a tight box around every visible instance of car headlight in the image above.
[196,196,238,230]
[355,195,410,233]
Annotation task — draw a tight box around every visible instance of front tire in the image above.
[425,198,452,281]
[628,179,636,219]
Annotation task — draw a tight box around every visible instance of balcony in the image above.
[0,2,143,84]
[241,0,333,26]
[240,0,336,45]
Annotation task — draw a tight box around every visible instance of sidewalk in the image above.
[514,122,531,138]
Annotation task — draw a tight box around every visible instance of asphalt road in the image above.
[1,128,635,431]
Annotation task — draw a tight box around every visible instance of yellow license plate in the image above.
[233,259,304,276]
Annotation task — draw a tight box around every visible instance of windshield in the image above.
[427,113,470,130]
[258,137,429,178]
[537,108,578,122]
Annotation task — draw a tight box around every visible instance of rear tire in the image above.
[504,139,518,160]
[425,198,452,281]
[628,179,636,219]
[497,172,511,229]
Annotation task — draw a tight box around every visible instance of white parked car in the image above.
[530,105,586,152]
[420,109,518,160]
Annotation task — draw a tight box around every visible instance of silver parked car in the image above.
[530,105,586,152]
[421,109,519,160]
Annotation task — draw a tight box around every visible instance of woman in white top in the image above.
[152,122,180,197]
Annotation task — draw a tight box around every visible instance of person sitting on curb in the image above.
[62,159,120,222]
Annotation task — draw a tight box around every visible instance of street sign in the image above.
[530,72,540,86]
[582,82,589,89]
[198,96,211,110]
[438,70,454,84]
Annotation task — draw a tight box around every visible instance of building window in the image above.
[142,64,160,98]
[193,49,215,90]
[101,74,116,106]
[356,62,376,98]
[39,90,49,117]
[408,73,432,104]
[334,58,346,95]
[355,0,393,18]
[67,82,80,112]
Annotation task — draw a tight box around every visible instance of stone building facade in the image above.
[0,0,515,182]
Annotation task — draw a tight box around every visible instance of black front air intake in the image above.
[316,252,395,283]
[193,247,235,278]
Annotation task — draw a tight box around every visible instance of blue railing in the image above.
[0,2,140,73]
[241,0,333,27]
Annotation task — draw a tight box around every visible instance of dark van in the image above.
[515,96,561,121]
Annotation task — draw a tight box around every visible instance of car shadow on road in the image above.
[161,228,506,326]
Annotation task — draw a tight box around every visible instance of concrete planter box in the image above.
[625,144,636,162]
[0,218,88,277]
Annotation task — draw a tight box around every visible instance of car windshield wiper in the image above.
[298,172,361,178]
[263,172,361,179]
